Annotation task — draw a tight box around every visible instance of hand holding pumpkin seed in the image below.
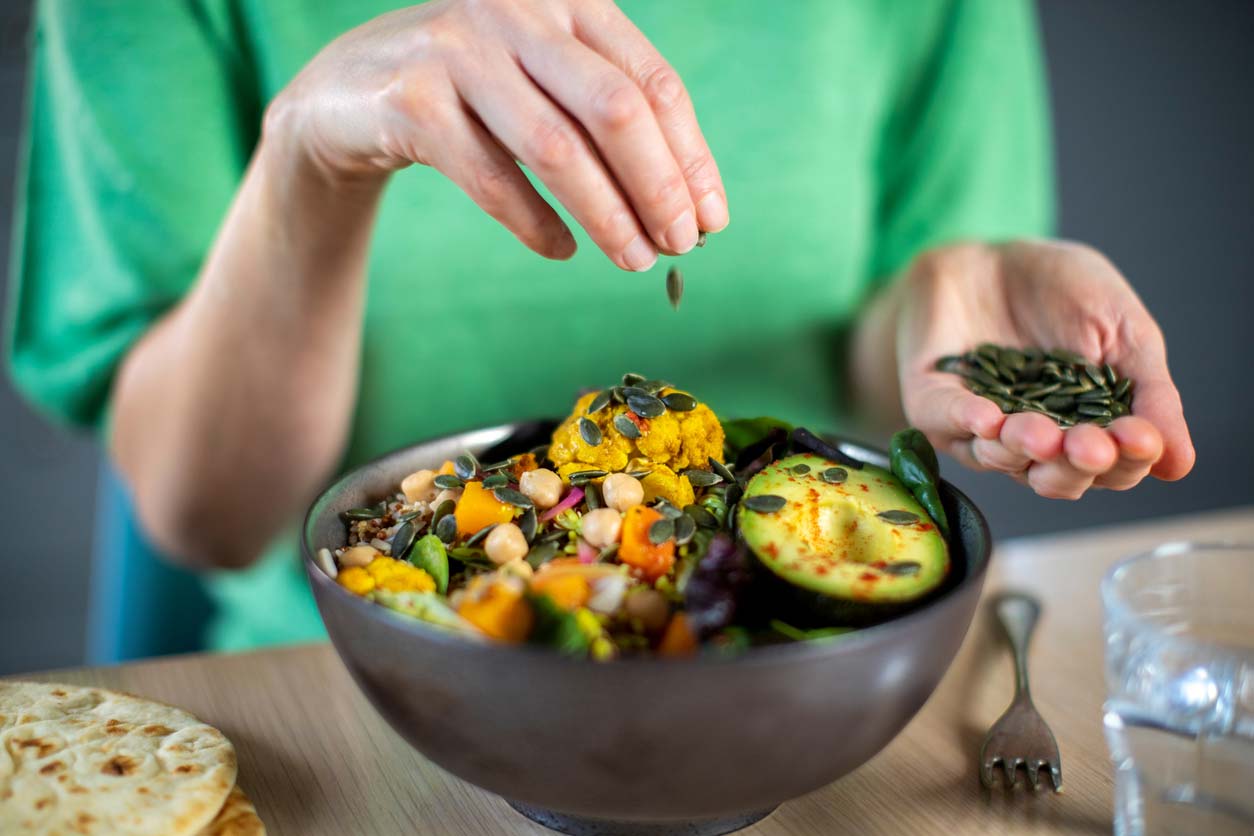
[868,240,1194,500]
[261,0,728,270]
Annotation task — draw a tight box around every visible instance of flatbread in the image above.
[196,785,265,836]
[0,681,236,836]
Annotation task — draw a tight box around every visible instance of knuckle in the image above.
[588,206,634,246]
[680,152,717,185]
[591,80,646,132]
[650,171,687,211]
[523,118,579,170]
[636,61,685,111]
[470,164,517,216]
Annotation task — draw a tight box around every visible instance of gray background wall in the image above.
[2,0,1251,675]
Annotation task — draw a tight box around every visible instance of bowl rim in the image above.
[301,419,992,669]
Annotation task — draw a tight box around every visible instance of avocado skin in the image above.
[746,551,945,628]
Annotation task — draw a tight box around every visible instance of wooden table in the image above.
[12,508,1254,835]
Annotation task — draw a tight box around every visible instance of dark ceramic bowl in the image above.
[302,422,992,836]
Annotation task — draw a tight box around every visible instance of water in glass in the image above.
[1103,542,1254,836]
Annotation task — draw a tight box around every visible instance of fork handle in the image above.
[994,593,1040,701]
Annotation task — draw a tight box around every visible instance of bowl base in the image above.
[506,801,776,836]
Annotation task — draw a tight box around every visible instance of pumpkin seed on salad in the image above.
[319,375,955,659]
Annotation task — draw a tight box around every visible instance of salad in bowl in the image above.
[314,374,953,659]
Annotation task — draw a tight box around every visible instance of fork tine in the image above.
[1025,760,1042,790]
[1003,758,1021,787]
[981,757,999,788]
[1047,761,1063,792]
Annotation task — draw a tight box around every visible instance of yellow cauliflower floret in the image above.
[639,465,695,507]
[549,387,725,479]
[338,566,375,596]
[360,556,436,593]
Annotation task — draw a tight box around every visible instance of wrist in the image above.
[258,93,392,199]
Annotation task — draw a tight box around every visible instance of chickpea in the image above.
[484,522,529,565]
[401,468,438,503]
[500,558,534,580]
[519,468,563,509]
[624,588,671,634]
[580,508,623,549]
[432,488,462,509]
[601,473,644,512]
[339,545,379,567]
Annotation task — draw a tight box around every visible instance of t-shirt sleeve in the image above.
[869,0,1055,283]
[5,0,258,430]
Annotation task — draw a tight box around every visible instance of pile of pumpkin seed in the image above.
[936,344,1134,427]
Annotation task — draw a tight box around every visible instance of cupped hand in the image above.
[897,241,1194,499]
[262,0,727,270]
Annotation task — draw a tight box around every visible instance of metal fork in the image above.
[979,592,1063,791]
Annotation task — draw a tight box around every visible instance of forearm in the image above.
[848,269,909,434]
[110,137,387,569]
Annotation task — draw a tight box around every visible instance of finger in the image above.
[572,4,728,232]
[1132,378,1194,480]
[1108,415,1164,464]
[970,438,1031,474]
[1109,342,1194,481]
[457,64,657,272]
[514,35,698,254]
[951,439,1033,485]
[905,379,1005,445]
[431,106,575,259]
[1026,457,1096,501]
[1093,417,1163,491]
[1063,422,1119,474]
[999,413,1065,463]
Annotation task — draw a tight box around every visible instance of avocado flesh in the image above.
[739,453,949,608]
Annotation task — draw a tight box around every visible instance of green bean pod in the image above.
[889,429,950,540]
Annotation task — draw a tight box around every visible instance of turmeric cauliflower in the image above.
[548,387,724,506]
[338,557,436,596]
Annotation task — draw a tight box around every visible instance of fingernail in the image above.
[696,192,729,232]
[665,211,698,254]
[622,235,657,272]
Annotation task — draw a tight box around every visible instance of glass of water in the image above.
[1102,542,1254,836]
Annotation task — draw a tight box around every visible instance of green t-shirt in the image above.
[6,0,1052,651]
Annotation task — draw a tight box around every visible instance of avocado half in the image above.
[739,453,950,626]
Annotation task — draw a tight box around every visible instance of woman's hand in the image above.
[854,240,1194,499]
[264,0,728,271]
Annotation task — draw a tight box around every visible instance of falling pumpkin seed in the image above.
[666,266,684,310]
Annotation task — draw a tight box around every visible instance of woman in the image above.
[8,0,1193,650]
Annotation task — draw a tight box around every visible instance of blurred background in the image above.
[2,0,1251,675]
